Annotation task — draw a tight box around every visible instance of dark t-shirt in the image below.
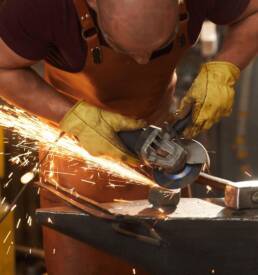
[0,0,250,72]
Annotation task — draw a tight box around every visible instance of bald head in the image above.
[88,0,179,64]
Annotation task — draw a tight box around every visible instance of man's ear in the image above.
[87,0,97,11]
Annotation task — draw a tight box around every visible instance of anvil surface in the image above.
[36,198,258,275]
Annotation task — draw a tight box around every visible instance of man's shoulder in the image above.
[33,0,75,17]
[186,0,250,25]
[43,0,75,10]
[185,0,210,44]
[186,0,211,19]
[6,0,76,20]
[0,0,76,21]
[0,0,81,62]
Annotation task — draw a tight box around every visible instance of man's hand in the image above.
[178,61,240,138]
[60,101,146,165]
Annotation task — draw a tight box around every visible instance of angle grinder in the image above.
[118,111,209,207]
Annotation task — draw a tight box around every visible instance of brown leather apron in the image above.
[41,0,191,202]
[40,1,191,274]
[45,0,191,122]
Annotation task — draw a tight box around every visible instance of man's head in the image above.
[87,0,179,64]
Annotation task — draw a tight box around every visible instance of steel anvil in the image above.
[36,198,258,275]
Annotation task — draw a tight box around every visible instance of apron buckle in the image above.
[91,47,103,64]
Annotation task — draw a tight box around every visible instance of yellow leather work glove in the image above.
[60,101,146,166]
[178,61,240,138]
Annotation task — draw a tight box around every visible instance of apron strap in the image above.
[72,0,190,63]
[179,0,190,22]
[73,0,103,64]
[177,0,190,48]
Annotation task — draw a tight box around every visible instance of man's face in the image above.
[88,0,179,64]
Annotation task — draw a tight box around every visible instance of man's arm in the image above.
[178,0,257,138]
[215,0,258,69]
[0,37,146,165]
[0,38,74,125]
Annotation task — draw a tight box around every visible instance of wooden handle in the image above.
[196,172,233,190]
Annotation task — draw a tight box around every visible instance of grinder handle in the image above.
[118,129,143,155]
[171,108,193,135]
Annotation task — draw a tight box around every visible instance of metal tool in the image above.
[118,112,208,189]
[35,181,163,246]
[197,172,258,209]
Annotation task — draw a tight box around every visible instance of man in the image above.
[0,0,257,274]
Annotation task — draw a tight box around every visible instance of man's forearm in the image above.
[0,67,74,125]
[215,11,258,70]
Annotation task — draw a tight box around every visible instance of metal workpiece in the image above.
[37,198,258,275]
[148,186,181,208]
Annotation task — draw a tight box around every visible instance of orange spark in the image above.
[0,105,155,186]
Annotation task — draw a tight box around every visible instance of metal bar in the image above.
[35,182,115,221]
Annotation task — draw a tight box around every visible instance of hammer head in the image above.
[225,181,258,210]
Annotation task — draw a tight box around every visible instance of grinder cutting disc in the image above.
[153,139,208,189]
[153,164,203,189]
